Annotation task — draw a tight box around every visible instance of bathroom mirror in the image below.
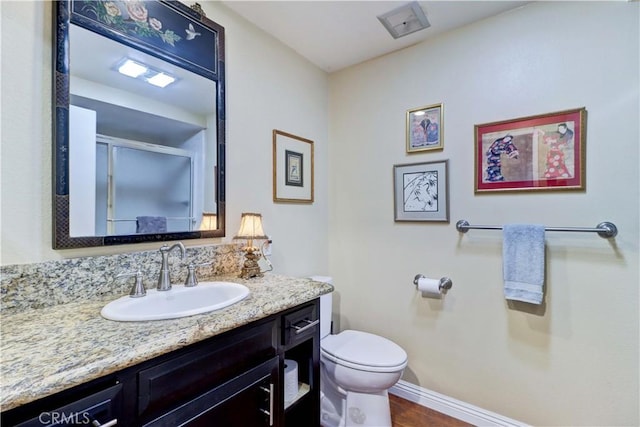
[53,0,225,248]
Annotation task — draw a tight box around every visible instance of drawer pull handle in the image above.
[259,383,274,426]
[91,419,117,427]
[292,319,319,334]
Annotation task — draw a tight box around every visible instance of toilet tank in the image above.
[309,276,333,339]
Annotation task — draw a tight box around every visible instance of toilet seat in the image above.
[321,330,407,373]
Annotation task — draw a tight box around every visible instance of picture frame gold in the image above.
[406,103,443,153]
[273,129,314,203]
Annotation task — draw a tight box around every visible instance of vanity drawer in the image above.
[4,382,122,427]
[282,301,319,347]
[137,319,276,422]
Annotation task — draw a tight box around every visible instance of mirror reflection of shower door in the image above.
[110,145,193,235]
[95,142,108,236]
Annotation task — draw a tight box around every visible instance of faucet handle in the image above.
[184,262,212,287]
[116,271,146,298]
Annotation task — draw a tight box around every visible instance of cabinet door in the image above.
[138,319,276,421]
[143,357,279,427]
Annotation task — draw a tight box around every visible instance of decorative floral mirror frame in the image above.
[53,0,226,248]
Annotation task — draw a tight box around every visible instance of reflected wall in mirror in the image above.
[53,0,225,248]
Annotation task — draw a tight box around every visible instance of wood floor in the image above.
[390,394,474,427]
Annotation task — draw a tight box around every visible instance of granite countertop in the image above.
[0,274,333,411]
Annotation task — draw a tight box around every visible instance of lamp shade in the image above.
[199,212,217,230]
[235,213,267,240]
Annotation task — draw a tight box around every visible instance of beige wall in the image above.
[2,1,638,425]
[0,1,330,276]
[328,2,639,425]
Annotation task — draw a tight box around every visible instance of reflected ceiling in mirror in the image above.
[53,0,226,248]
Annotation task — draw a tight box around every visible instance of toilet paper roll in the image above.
[417,277,443,298]
[284,359,299,402]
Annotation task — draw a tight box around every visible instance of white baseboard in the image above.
[389,380,529,427]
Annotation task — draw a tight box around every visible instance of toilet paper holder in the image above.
[413,274,453,292]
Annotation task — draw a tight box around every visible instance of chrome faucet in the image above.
[157,242,186,291]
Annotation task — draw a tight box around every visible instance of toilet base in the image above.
[345,390,392,427]
[321,389,392,427]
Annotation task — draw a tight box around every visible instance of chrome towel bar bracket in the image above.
[455,220,618,239]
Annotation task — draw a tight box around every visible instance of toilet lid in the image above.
[321,330,407,371]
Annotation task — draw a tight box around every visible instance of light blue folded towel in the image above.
[503,224,546,304]
[136,216,167,234]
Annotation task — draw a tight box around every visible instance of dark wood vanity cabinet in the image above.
[281,301,321,426]
[1,299,320,427]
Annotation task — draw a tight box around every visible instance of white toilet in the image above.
[311,276,408,427]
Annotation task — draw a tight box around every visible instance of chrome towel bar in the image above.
[455,220,618,239]
[107,216,195,222]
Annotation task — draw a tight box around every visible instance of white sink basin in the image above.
[101,281,250,322]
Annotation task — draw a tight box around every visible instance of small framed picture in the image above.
[406,103,443,153]
[393,160,449,222]
[273,130,314,203]
[285,150,303,187]
[474,107,586,193]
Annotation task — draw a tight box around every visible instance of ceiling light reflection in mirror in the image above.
[116,58,178,87]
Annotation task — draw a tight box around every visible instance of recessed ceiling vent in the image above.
[377,1,430,39]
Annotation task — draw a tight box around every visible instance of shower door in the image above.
[96,137,194,235]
